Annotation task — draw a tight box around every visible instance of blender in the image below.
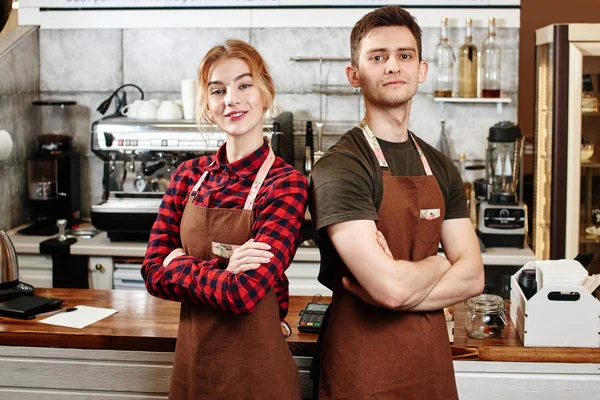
[477,121,528,248]
[18,101,81,236]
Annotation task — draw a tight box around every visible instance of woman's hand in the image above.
[163,248,187,267]
[226,239,274,275]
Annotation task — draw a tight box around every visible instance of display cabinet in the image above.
[533,24,600,272]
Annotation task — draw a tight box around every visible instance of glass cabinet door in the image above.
[579,56,600,274]
[533,43,553,261]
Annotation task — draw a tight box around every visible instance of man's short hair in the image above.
[350,5,423,66]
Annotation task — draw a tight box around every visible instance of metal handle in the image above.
[128,154,137,173]
[95,263,105,272]
[316,122,324,153]
[143,161,166,176]
[304,147,313,175]
[56,219,67,242]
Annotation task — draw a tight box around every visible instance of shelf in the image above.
[581,160,600,168]
[580,222,600,245]
[290,57,350,62]
[582,112,600,117]
[311,84,361,96]
[434,96,512,114]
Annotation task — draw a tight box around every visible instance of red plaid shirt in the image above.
[141,140,308,319]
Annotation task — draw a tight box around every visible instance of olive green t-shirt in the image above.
[309,127,468,289]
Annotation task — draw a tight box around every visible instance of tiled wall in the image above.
[0,27,39,230]
[40,25,518,218]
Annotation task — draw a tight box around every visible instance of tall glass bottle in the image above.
[481,17,502,98]
[458,18,478,98]
[434,17,455,98]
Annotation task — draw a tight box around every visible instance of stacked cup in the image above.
[518,269,537,300]
[181,79,197,120]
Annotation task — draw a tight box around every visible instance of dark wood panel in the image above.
[519,0,600,138]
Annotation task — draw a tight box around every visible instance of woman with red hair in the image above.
[142,40,306,400]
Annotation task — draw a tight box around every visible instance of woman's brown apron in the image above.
[169,147,301,400]
[316,125,459,399]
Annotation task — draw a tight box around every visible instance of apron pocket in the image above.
[417,214,442,244]
[211,241,240,259]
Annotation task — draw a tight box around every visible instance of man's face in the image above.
[347,25,428,108]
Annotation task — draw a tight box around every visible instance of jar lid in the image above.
[466,294,505,312]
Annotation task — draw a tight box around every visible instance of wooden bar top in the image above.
[0,288,599,363]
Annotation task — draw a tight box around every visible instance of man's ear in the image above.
[346,64,361,88]
[418,60,428,84]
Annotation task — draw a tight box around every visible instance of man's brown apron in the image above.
[169,147,301,400]
[316,125,459,399]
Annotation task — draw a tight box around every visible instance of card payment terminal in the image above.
[298,302,329,333]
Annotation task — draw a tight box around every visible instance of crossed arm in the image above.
[327,217,484,311]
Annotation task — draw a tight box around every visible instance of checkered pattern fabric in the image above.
[141,140,308,319]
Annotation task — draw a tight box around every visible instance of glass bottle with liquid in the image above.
[434,17,455,98]
[459,153,478,229]
[458,18,478,98]
[481,17,502,98]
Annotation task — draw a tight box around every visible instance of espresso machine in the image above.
[19,101,81,236]
[90,112,294,241]
[477,121,528,248]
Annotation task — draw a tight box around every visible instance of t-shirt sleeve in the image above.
[310,152,379,232]
[444,160,469,220]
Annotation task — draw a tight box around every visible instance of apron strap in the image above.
[359,120,434,176]
[188,147,276,209]
[244,147,276,210]
[188,159,217,201]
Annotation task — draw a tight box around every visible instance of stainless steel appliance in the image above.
[91,113,294,241]
[19,101,81,236]
[0,230,34,302]
[477,121,528,248]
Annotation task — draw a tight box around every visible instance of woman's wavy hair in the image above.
[196,39,276,131]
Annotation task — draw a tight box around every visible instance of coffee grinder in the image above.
[19,101,81,236]
[477,121,528,248]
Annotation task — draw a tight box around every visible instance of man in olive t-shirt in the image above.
[308,5,484,400]
[311,126,471,289]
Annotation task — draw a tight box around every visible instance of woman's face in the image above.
[207,58,266,139]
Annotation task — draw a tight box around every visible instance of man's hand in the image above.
[376,230,393,259]
[342,231,392,307]
[342,276,381,306]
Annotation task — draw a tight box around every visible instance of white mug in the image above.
[156,100,183,120]
[135,101,158,120]
[181,78,197,120]
[121,99,144,118]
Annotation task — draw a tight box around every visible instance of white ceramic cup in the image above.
[156,100,183,120]
[181,78,197,120]
[121,99,144,118]
[135,101,158,120]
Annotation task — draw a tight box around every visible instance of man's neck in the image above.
[363,100,412,143]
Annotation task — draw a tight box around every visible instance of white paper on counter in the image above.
[39,305,118,329]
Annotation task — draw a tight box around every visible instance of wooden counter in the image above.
[1,288,599,363]
[1,289,599,399]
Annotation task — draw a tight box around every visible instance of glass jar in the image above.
[465,294,508,339]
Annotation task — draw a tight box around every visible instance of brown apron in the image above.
[169,147,301,400]
[316,125,458,399]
